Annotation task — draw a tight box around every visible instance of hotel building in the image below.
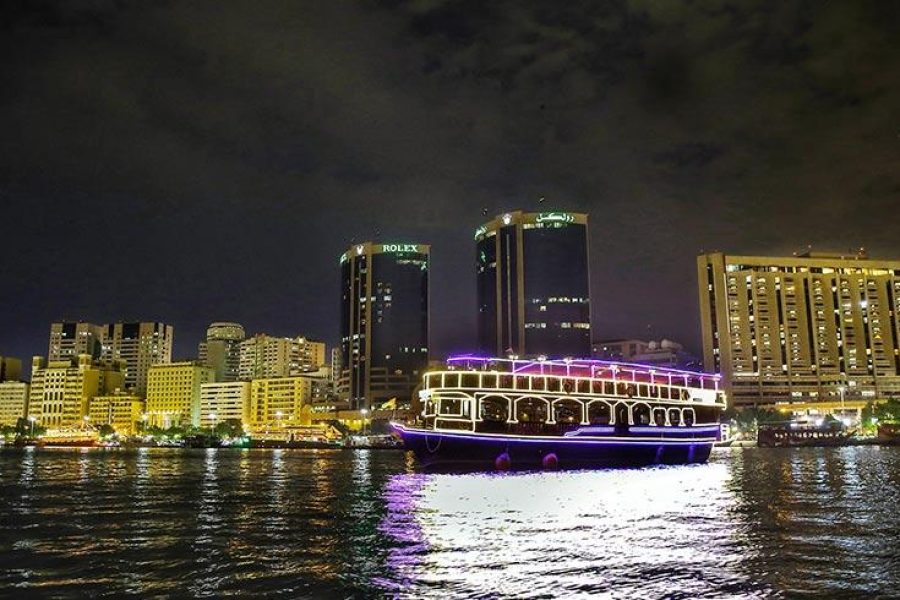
[698,251,900,411]
[200,381,251,429]
[198,322,245,382]
[476,211,591,359]
[29,355,125,428]
[145,362,215,428]
[88,393,145,435]
[339,242,430,410]
[0,381,29,426]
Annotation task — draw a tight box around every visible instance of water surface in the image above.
[1,446,899,598]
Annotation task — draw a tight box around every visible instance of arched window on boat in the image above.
[478,396,509,431]
[587,401,611,425]
[682,407,696,426]
[631,403,651,425]
[552,398,584,425]
[515,397,549,422]
[668,408,682,426]
[614,403,630,425]
[653,407,667,426]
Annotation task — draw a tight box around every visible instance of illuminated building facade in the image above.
[476,211,591,358]
[200,381,251,429]
[339,242,430,410]
[0,381,29,426]
[248,376,313,429]
[198,322,245,382]
[102,321,174,396]
[28,355,125,428]
[699,251,900,411]
[48,322,104,361]
[88,393,145,435]
[145,362,215,428]
[0,357,22,382]
[238,334,326,380]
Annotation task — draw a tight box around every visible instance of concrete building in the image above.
[0,357,23,382]
[102,322,174,396]
[145,362,215,428]
[29,355,125,428]
[48,322,104,361]
[198,322,245,382]
[476,211,591,359]
[698,251,900,412]
[0,381,29,426]
[89,393,145,435]
[339,241,430,410]
[592,339,700,370]
[248,376,314,431]
[238,334,326,380]
[199,381,251,429]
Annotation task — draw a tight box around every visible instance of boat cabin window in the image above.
[638,384,648,398]
[516,398,548,423]
[461,373,478,389]
[577,379,590,393]
[499,375,513,389]
[660,387,670,400]
[648,385,659,398]
[683,408,696,426]
[547,378,561,392]
[604,381,615,395]
[668,408,682,426]
[588,402,611,424]
[480,397,508,421]
[515,375,529,390]
[592,380,604,394]
[440,398,463,416]
[632,403,651,425]
[653,408,667,426]
[443,373,459,388]
[482,373,497,389]
[553,399,583,424]
[616,382,628,396]
[531,377,546,391]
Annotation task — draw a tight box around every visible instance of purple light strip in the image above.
[392,423,717,446]
[445,355,719,380]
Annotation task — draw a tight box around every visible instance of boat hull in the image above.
[392,423,716,470]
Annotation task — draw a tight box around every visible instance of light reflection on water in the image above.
[0,447,899,598]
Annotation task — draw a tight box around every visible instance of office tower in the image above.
[48,322,104,361]
[88,393,145,435]
[102,322,174,396]
[592,339,699,370]
[698,251,900,411]
[238,334,326,380]
[0,381,29,426]
[28,355,125,428]
[248,376,314,430]
[476,210,591,359]
[339,242,430,410]
[0,357,22,382]
[198,322,245,382]
[199,381,251,429]
[145,362,215,428]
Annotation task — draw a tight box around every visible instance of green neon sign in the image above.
[536,212,574,224]
[474,225,487,239]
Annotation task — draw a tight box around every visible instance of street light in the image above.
[838,385,846,414]
[209,412,217,437]
[28,415,36,438]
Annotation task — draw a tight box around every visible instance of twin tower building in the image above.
[339,210,591,410]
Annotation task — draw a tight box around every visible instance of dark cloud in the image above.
[1,0,899,372]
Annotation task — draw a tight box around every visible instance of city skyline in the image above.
[3,2,899,375]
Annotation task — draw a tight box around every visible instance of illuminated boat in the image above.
[392,356,726,470]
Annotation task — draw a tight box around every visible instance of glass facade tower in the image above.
[339,242,429,410]
[476,211,591,358]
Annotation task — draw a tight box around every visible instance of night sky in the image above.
[2,1,899,373]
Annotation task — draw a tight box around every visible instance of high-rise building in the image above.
[238,334,326,380]
[145,362,215,428]
[29,355,125,428]
[0,381,29,426]
[0,357,22,382]
[698,251,900,411]
[102,322,174,396]
[476,210,591,358]
[200,381,251,429]
[88,393,145,435]
[248,376,314,430]
[339,242,430,410]
[592,339,700,370]
[198,322,245,382]
[48,322,104,361]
